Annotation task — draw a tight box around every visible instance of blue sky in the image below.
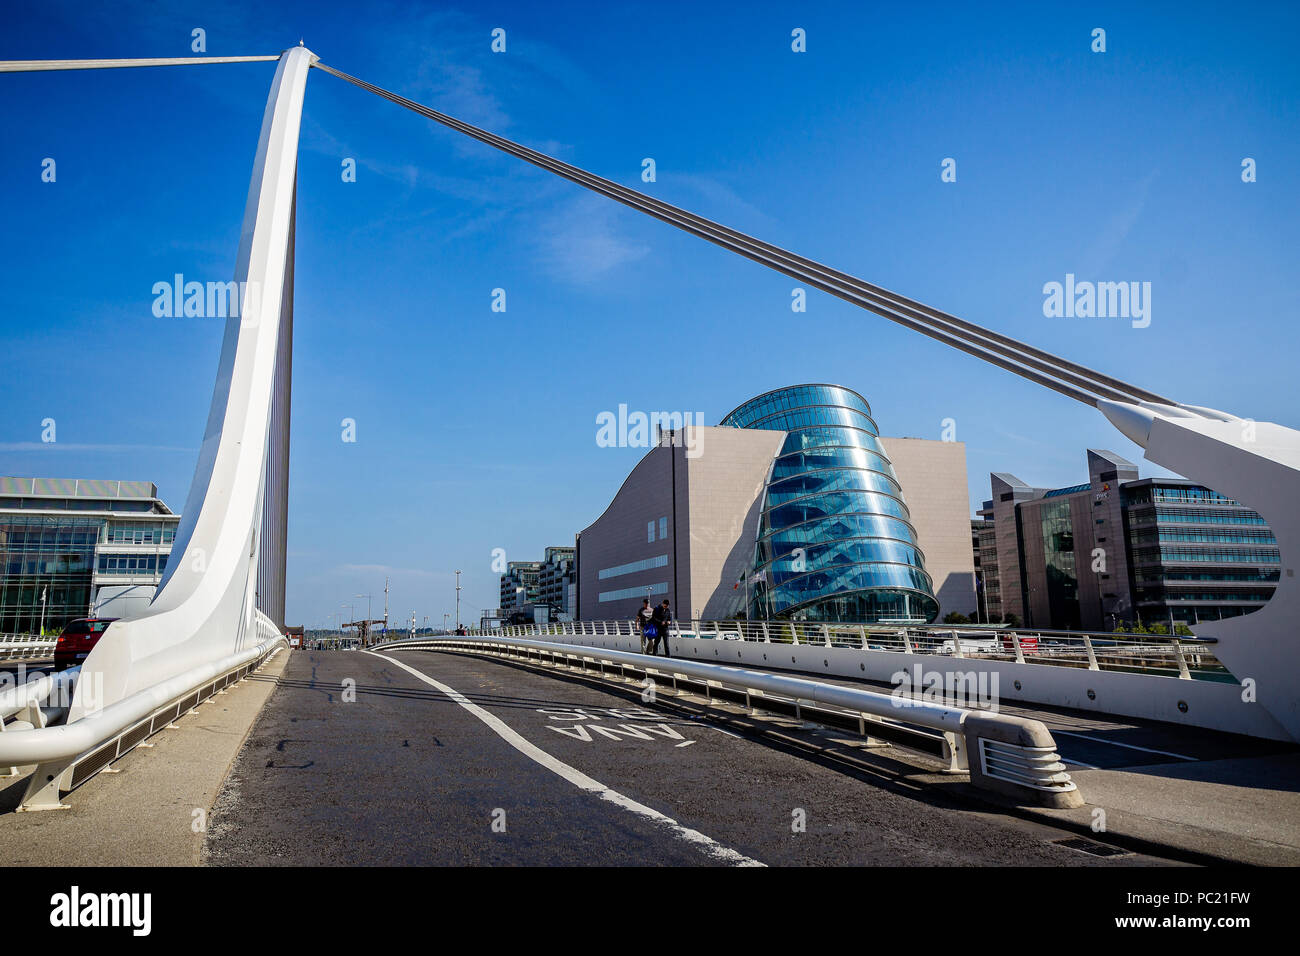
[2,1,1297,628]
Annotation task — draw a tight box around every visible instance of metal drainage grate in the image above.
[1052,837,1130,857]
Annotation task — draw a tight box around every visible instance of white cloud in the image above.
[534,195,650,283]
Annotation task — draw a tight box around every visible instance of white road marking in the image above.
[367,651,763,867]
[676,740,696,748]
[1051,730,1197,761]
[1060,755,1103,770]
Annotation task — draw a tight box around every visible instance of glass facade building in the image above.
[1122,480,1279,624]
[0,478,180,635]
[982,453,1278,630]
[721,385,939,623]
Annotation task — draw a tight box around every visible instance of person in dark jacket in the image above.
[650,599,672,657]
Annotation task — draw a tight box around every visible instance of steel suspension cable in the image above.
[314,61,1176,409]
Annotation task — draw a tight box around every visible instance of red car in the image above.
[54,618,118,670]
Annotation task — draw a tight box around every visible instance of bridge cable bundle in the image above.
[312,60,1174,410]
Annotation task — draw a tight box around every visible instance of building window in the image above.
[647,521,655,543]
[598,555,669,580]
[598,581,669,603]
[659,517,668,540]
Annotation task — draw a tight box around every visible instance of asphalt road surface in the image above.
[0,662,53,688]
[203,648,1174,866]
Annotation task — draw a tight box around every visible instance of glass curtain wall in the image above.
[721,384,939,623]
[0,515,99,633]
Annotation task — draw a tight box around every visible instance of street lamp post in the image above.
[455,570,462,630]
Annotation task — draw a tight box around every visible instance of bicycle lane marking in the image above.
[365,650,765,867]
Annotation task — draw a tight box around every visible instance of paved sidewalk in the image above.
[0,650,289,866]
[1018,753,1300,865]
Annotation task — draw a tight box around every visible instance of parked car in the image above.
[54,618,118,670]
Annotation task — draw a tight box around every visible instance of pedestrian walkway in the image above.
[0,651,289,865]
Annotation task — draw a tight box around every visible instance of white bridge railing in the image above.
[0,634,57,663]
[373,633,1083,808]
[0,611,287,810]
[481,619,1224,681]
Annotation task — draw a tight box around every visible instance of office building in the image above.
[498,547,577,622]
[537,546,576,618]
[499,561,543,616]
[972,516,997,622]
[0,477,181,634]
[576,384,976,624]
[979,450,1278,629]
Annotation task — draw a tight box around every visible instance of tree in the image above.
[1001,613,1021,628]
[942,611,970,624]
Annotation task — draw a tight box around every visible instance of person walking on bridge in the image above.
[651,599,672,657]
[635,598,654,653]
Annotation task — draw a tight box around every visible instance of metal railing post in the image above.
[1171,638,1191,680]
[1083,634,1100,671]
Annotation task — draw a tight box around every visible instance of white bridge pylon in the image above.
[5,47,1299,742]
[58,47,314,718]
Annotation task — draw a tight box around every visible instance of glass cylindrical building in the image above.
[720,384,939,623]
